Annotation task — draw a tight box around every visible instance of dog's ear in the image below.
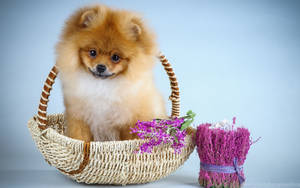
[131,22,142,37]
[79,9,98,27]
[127,17,143,41]
[125,15,156,54]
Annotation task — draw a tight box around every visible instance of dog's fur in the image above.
[56,5,167,142]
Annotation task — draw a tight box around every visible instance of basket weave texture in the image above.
[28,53,195,185]
[28,114,195,184]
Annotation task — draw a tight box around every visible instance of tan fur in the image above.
[56,4,167,142]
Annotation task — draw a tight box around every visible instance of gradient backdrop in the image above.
[0,0,300,187]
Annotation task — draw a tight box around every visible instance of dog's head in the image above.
[57,5,157,79]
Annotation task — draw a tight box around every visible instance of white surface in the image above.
[1,151,299,188]
[1,170,300,188]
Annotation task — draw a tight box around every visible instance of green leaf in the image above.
[174,136,178,143]
[180,119,193,131]
[179,110,196,131]
[186,110,196,119]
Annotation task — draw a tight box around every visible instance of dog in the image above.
[55,5,167,142]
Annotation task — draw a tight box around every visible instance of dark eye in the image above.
[89,49,97,58]
[111,54,120,63]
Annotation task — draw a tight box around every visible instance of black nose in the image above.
[96,64,106,73]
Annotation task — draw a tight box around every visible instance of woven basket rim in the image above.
[31,113,194,146]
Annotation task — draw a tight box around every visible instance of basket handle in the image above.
[37,52,180,129]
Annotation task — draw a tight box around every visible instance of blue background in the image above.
[0,0,299,187]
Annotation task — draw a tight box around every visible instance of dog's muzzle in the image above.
[89,64,115,79]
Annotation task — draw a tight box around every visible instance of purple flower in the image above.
[130,117,188,154]
[196,118,251,188]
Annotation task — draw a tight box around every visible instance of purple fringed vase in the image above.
[196,120,250,188]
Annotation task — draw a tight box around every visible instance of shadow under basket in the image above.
[27,53,195,185]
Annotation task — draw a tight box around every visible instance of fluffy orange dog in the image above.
[56,5,166,142]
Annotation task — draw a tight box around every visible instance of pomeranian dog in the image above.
[56,5,167,142]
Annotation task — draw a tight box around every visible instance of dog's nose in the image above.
[96,64,106,73]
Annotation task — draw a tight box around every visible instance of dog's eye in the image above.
[111,54,120,63]
[89,49,97,58]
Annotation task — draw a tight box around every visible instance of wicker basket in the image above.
[27,53,195,185]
